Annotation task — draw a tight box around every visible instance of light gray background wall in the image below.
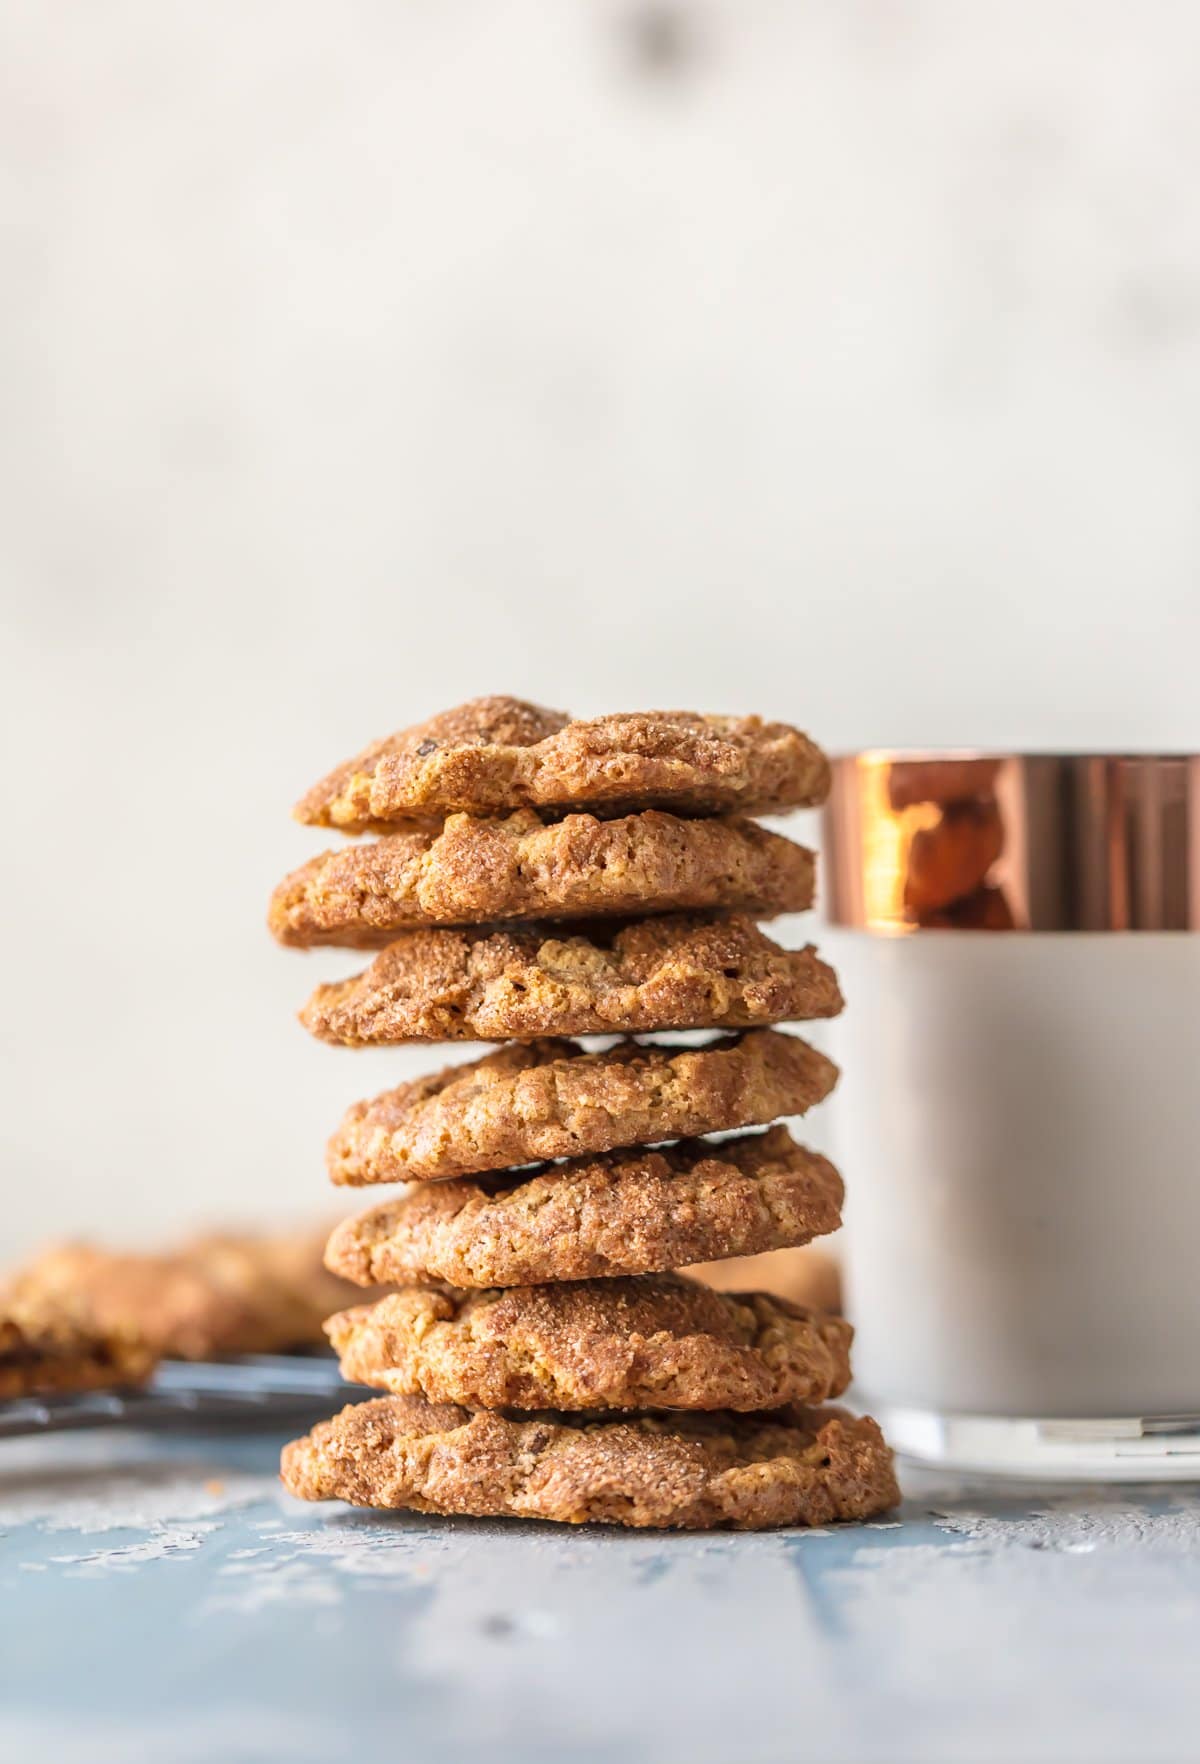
[2,0,1197,1259]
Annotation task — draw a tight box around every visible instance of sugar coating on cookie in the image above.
[324,1125,844,1289]
[327,1029,839,1185]
[269,810,815,948]
[280,1393,899,1529]
[299,913,844,1045]
[326,1274,853,1412]
[294,697,830,833]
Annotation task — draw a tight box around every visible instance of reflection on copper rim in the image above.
[824,752,1200,932]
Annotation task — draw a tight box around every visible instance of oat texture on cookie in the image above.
[272,697,897,1529]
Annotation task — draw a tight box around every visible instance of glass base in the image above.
[884,1405,1200,1481]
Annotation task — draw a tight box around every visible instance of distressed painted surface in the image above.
[1,1427,1198,1764]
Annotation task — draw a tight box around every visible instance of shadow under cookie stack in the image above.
[271,698,898,1531]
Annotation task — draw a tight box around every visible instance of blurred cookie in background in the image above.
[685,1241,842,1315]
[3,1223,378,1362]
[0,1303,157,1399]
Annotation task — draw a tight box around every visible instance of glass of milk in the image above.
[823,753,1200,1479]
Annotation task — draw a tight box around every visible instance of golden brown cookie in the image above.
[327,1275,852,1413]
[327,1029,839,1185]
[5,1226,371,1361]
[280,1394,899,1530]
[269,810,815,949]
[325,1126,843,1290]
[0,1307,157,1399]
[294,697,830,834]
[300,914,843,1045]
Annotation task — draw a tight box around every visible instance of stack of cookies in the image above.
[272,698,897,1530]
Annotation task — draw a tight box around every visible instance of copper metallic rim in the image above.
[823,752,1200,932]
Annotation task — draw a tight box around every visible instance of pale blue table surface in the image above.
[2,1418,1198,1764]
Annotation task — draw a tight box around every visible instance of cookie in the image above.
[0,1307,157,1399]
[4,1244,269,1361]
[327,1029,838,1185]
[294,697,830,834]
[5,1226,371,1361]
[324,1125,843,1289]
[280,1393,899,1530]
[192,1226,377,1345]
[269,810,815,948]
[326,1275,852,1412]
[300,914,844,1045]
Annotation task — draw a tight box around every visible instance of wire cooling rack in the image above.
[0,1354,361,1439]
